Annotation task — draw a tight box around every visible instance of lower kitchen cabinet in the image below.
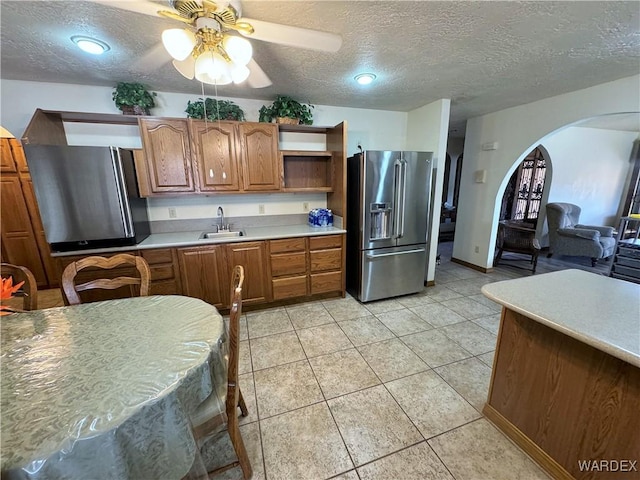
[309,235,344,295]
[140,248,182,295]
[177,245,228,309]
[226,241,271,306]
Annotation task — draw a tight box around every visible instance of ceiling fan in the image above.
[88,0,343,88]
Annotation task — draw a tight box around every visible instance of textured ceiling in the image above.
[1,1,639,137]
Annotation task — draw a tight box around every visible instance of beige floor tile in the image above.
[297,323,354,357]
[357,338,429,383]
[338,315,395,346]
[468,293,503,312]
[471,313,502,335]
[332,470,359,480]
[434,357,492,412]
[249,331,305,371]
[286,302,335,329]
[396,294,436,308]
[246,308,293,339]
[309,348,380,399]
[238,372,258,425]
[253,360,323,418]
[401,329,473,367]
[199,421,264,480]
[444,266,485,280]
[434,270,461,284]
[239,340,252,374]
[444,278,488,297]
[422,285,464,302]
[477,350,495,368]
[328,385,422,466]
[409,303,466,328]
[261,403,353,480]
[386,371,480,439]
[439,321,497,355]
[323,297,372,321]
[428,419,551,480]
[375,308,433,336]
[358,442,454,480]
[364,298,405,314]
[440,297,497,320]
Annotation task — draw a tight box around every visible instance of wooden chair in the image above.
[1,263,38,311]
[61,254,151,305]
[494,221,541,273]
[190,265,251,479]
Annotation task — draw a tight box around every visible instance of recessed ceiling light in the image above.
[71,36,110,55]
[355,73,376,85]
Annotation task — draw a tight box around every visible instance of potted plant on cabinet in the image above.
[112,82,157,115]
[258,95,314,125]
[185,98,246,121]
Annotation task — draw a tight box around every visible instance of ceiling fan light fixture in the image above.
[355,73,376,85]
[172,57,195,79]
[195,51,232,85]
[223,36,252,66]
[162,28,197,61]
[230,63,250,84]
[71,36,110,55]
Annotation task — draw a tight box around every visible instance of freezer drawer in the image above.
[359,245,427,302]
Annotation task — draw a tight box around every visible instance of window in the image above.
[500,147,547,224]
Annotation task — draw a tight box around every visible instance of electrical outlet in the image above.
[168,207,177,219]
[258,204,265,214]
[303,202,309,212]
[474,245,480,253]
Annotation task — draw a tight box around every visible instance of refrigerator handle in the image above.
[366,247,426,259]
[110,147,134,238]
[393,159,402,239]
[399,160,408,238]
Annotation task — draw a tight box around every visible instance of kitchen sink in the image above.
[199,230,245,240]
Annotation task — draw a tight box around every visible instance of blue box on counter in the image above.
[308,208,334,227]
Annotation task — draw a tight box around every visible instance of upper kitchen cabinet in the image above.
[237,122,280,191]
[189,120,240,192]
[138,118,195,194]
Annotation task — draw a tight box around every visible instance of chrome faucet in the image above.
[217,206,227,231]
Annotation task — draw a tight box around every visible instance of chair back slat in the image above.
[1,263,38,311]
[226,265,244,417]
[61,254,151,305]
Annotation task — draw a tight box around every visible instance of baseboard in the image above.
[451,256,493,273]
[483,404,574,480]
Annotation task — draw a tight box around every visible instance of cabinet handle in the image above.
[209,168,214,178]
[222,171,227,179]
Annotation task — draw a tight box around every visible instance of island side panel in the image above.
[485,308,640,480]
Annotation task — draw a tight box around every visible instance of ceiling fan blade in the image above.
[246,59,272,88]
[238,18,342,53]
[85,0,175,18]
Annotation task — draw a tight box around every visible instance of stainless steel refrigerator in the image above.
[24,145,150,252]
[347,150,433,302]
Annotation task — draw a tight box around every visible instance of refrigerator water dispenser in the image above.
[370,203,392,240]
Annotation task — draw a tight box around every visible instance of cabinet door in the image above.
[178,246,228,309]
[139,118,195,193]
[0,175,48,286]
[189,120,240,192]
[1,139,17,172]
[226,241,270,305]
[237,122,281,191]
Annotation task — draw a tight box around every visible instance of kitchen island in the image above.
[482,270,639,480]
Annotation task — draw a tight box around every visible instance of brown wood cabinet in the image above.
[138,118,195,194]
[226,241,271,305]
[309,235,344,295]
[177,245,228,309]
[190,120,240,192]
[139,248,182,296]
[238,122,280,191]
[0,138,55,287]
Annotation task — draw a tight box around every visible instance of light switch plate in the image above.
[474,170,487,183]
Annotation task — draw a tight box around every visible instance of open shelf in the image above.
[281,150,333,191]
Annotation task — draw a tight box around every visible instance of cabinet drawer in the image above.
[270,237,306,253]
[141,248,174,265]
[272,275,308,300]
[309,235,342,250]
[271,252,307,277]
[310,248,342,272]
[618,246,640,259]
[310,271,342,294]
[149,279,181,295]
[150,264,176,281]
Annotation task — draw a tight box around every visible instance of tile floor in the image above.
[201,250,552,480]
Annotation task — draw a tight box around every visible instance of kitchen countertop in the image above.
[482,269,640,368]
[50,225,346,257]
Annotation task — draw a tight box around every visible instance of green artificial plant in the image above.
[258,95,314,125]
[185,98,246,121]
[112,82,157,114]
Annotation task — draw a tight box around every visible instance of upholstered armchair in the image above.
[545,203,615,266]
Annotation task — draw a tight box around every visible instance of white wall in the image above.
[542,127,636,226]
[406,99,451,282]
[453,75,640,269]
[0,79,408,220]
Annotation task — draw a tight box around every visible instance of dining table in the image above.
[1,295,227,480]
